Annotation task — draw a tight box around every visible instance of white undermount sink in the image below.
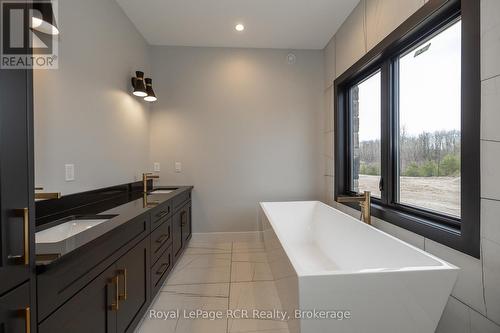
[36,219,108,243]
[151,189,176,194]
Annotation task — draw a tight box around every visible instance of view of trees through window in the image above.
[398,19,461,217]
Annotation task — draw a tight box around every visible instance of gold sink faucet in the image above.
[143,173,159,193]
[336,191,371,225]
[35,187,61,200]
[142,193,159,208]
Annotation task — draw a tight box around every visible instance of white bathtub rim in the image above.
[259,201,458,278]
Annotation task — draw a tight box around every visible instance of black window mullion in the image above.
[380,61,391,206]
[390,57,400,206]
[345,86,352,194]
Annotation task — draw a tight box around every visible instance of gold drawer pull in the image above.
[118,269,127,301]
[156,209,169,219]
[180,210,187,227]
[109,276,119,311]
[9,208,29,265]
[156,262,170,276]
[24,307,31,333]
[22,208,29,265]
[156,233,169,244]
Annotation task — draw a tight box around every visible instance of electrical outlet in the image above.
[154,162,161,172]
[65,164,75,181]
[175,162,182,173]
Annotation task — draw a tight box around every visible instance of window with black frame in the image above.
[334,0,480,257]
[396,19,462,219]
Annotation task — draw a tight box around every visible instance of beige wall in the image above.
[323,0,500,332]
[34,0,151,195]
[149,46,324,233]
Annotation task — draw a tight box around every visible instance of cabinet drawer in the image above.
[172,191,191,212]
[0,282,31,333]
[150,202,172,230]
[151,245,172,297]
[150,218,172,265]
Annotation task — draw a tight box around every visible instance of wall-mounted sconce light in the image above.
[144,78,157,102]
[131,71,158,102]
[131,71,148,97]
[31,2,59,35]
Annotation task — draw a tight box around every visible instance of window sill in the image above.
[338,200,479,258]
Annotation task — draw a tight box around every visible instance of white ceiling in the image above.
[115,0,359,49]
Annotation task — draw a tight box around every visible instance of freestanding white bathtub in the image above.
[259,201,458,333]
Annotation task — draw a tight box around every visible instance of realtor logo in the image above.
[1,0,59,69]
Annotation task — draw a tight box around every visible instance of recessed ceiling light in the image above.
[235,24,245,32]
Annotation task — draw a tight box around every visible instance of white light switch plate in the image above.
[65,164,75,181]
[175,162,182,173]
[154,162,161,172]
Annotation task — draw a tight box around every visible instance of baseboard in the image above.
[191,231,263,243]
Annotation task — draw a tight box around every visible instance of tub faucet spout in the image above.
[336,191,371,225]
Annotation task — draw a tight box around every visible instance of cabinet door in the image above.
[0,282,31,333]
[38,265,117,333]
[180,202,192,244]
[150,245,173,298]
[0,68,33,296]
[172,209,183,262]
[116,237,150,333]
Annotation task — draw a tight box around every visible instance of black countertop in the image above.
[35,186,193,267]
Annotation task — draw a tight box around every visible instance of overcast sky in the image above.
[357,20,462,142]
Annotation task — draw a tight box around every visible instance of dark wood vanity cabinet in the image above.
[37,190,192,333]
[39,237,150,333]
[0,65,36,331]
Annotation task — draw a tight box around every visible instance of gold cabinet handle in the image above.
[156,254,171,276]
[155,209,169,219]
[118,269,127,301]
[109,276,119,311]
[24,307,31,333]
[180,211,187,227]
[156,233,169,244]
[9,208,29,265]
[156,263,169,276]
[22,208,29,265]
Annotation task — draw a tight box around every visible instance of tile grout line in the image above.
[482,72,500,82]
[451,295,500,328]
[481,196,500,203]
[481,138,500,144]
[165,281,231,286]
[480,241,489,319]
[227,241,234,333]
[482,237,500,248]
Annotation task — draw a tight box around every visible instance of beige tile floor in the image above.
[136,240,290,333]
